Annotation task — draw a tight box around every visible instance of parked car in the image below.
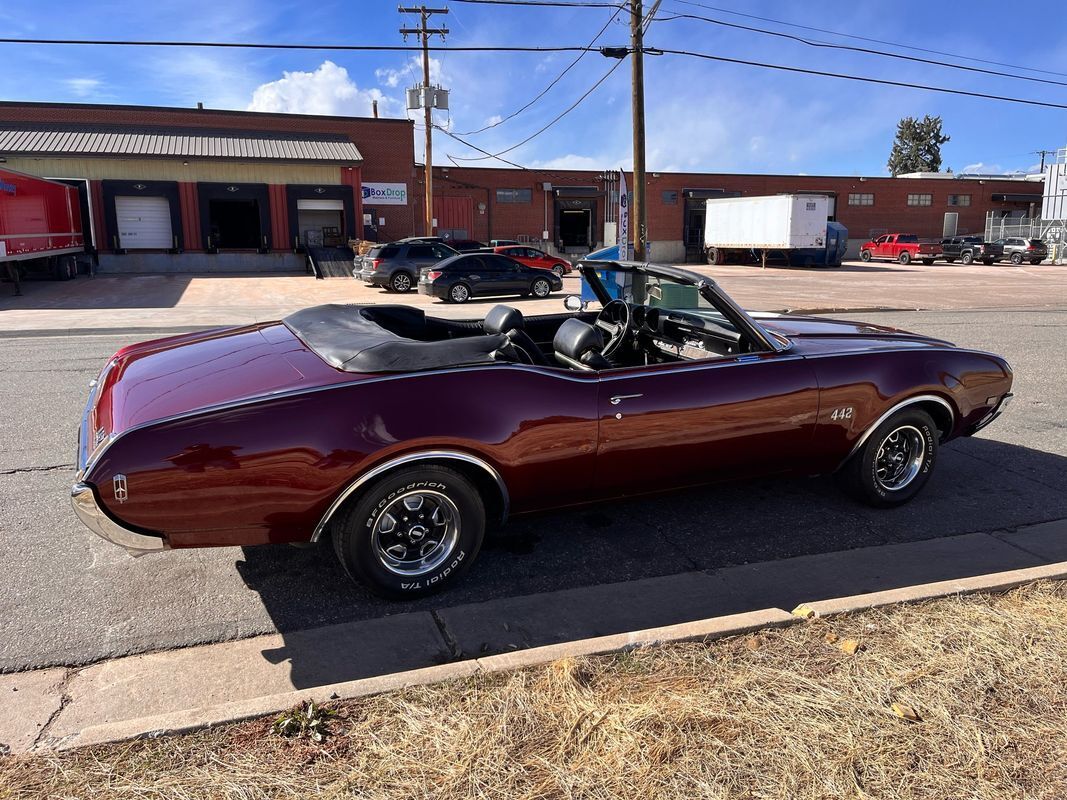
[418,252,562,303]
[494,245,572,276]
[858,233,941,266]
[72,260,1013,598]
[940,236,1003,265]
[993,237,1047,265]
[355,241,458,293]
[488,239,520,247]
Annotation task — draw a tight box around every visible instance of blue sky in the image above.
[1,0,1065,176]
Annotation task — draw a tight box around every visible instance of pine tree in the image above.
[887,115,950,175]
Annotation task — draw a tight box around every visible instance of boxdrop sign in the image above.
[362,182,409,206]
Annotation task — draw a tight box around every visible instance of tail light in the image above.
[370,259,381,271]
[1026,245,1035,250]
[426,270,442,281]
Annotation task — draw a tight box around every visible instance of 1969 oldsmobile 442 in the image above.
[73,261,1013,597]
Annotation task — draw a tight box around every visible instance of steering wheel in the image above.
[594,299,632,357]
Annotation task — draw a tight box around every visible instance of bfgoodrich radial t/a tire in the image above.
[332,465,485,598]
[840,408,939,508]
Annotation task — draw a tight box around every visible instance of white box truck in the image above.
[704,194,846,267]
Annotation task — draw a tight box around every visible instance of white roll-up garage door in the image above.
[115,196,174,249]
[296,198,345,212]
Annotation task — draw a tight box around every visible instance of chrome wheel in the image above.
[874,425,926,491]
[371,490,460,577]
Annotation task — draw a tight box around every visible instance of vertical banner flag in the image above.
[617,169,629,260]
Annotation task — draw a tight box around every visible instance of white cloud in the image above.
[961,162,998,174]
[528,153,613,171]
[484,114,503,126]
[64,78,101,98]
[248,61,400,117]
[375,57,446,89]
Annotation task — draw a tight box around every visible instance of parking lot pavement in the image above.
[2,260,1066,335]
[0,307,1064,674]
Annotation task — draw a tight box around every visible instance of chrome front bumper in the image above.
[70,482,168,556]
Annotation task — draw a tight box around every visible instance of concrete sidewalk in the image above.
[3,260,1067,335]
[3,519,1064,753]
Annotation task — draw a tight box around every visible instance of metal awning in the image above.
[0,125,362,163]
[992,193,1042,203]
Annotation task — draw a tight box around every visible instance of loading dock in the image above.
[198,183,271,252]
[554,187,598,254]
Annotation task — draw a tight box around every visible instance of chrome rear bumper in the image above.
[70,482,168,556]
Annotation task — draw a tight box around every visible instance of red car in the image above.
[493,245,572,277]
[859,233,941,266]
[72,261,1013,597]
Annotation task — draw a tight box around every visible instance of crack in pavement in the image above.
[431,610,463,660]
[30,667,74,750]
[0,464,75,476]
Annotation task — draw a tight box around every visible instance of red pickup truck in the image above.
[859,234,941,266]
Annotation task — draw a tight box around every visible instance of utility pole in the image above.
[1035,149,1056,172]
[400,6,449,236]
[630,0,647,261]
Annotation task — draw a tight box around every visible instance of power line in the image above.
[660,48,1067,111]
[656,8,1067,88]
[448,0,621,6]
[443,57,625,162]
[451,5,623,136]
[0,37,591,52]
[670,0,1067,80]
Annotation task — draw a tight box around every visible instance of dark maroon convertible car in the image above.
[73,260,1013,596]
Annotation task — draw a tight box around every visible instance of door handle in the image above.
[609,393,643,405]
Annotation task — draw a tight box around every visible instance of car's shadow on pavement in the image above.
[236,436,1067,688]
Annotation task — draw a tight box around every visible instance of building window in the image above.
[947,194,971,207]
[907,193,933,206]
[496,188,532,204]
[848,193,874,206]
[662,190,678,205]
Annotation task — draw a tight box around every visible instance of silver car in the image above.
[355,241,459,293]
[993,237,1048,265]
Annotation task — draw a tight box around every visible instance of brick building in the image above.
[0,100,1044,270]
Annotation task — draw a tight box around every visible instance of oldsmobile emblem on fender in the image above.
[113,474,128,504]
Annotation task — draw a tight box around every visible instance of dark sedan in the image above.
[418,252,562,303]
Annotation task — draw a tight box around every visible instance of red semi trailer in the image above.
[1,167,85,295]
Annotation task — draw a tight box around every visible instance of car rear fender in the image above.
[311,449,510,541]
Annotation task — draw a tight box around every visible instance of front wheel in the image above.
[839,408,938,508]
[449,283,471,303]
[1031,259,1043,265]
[983,258,995,266]
[531,277,552,298]
[859,250,872,262]
[332,465,486,598]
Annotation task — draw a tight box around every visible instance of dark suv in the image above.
[355,241,458,293]
[993,237,1047,265]
[418,253,562,303]
[940,236,1003,266]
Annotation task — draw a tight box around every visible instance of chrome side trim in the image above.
[70,482,168,556]
[310,450,510,542]
[842,394,956,466]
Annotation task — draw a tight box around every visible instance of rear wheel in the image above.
[1010,252,1023,265]
[449,283,471,303]
[331,465,485,598]
[1031,258,1043,265]
[961,252,974,265]
[390,271,413,293]
[551,264,565,277]
[945,258,956,264]
[859,249,872,262]
[531,277,552,298]
[898,250,911,265]
[839,408,938,508]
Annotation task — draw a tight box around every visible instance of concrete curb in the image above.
[63,608,796,750]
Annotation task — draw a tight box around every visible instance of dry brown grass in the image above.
[3,581,1067,800]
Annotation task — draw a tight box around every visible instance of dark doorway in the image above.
[560,208,591,248]
[208,199,261,249]
[683,189,741,262]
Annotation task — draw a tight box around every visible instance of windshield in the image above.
[585,267,740,327]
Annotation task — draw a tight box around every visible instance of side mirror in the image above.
[564,295,585,312]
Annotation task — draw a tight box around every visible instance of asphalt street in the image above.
[1,308,1065,672]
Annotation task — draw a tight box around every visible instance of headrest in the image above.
[483,304,524,335]
[553,318,604,361]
